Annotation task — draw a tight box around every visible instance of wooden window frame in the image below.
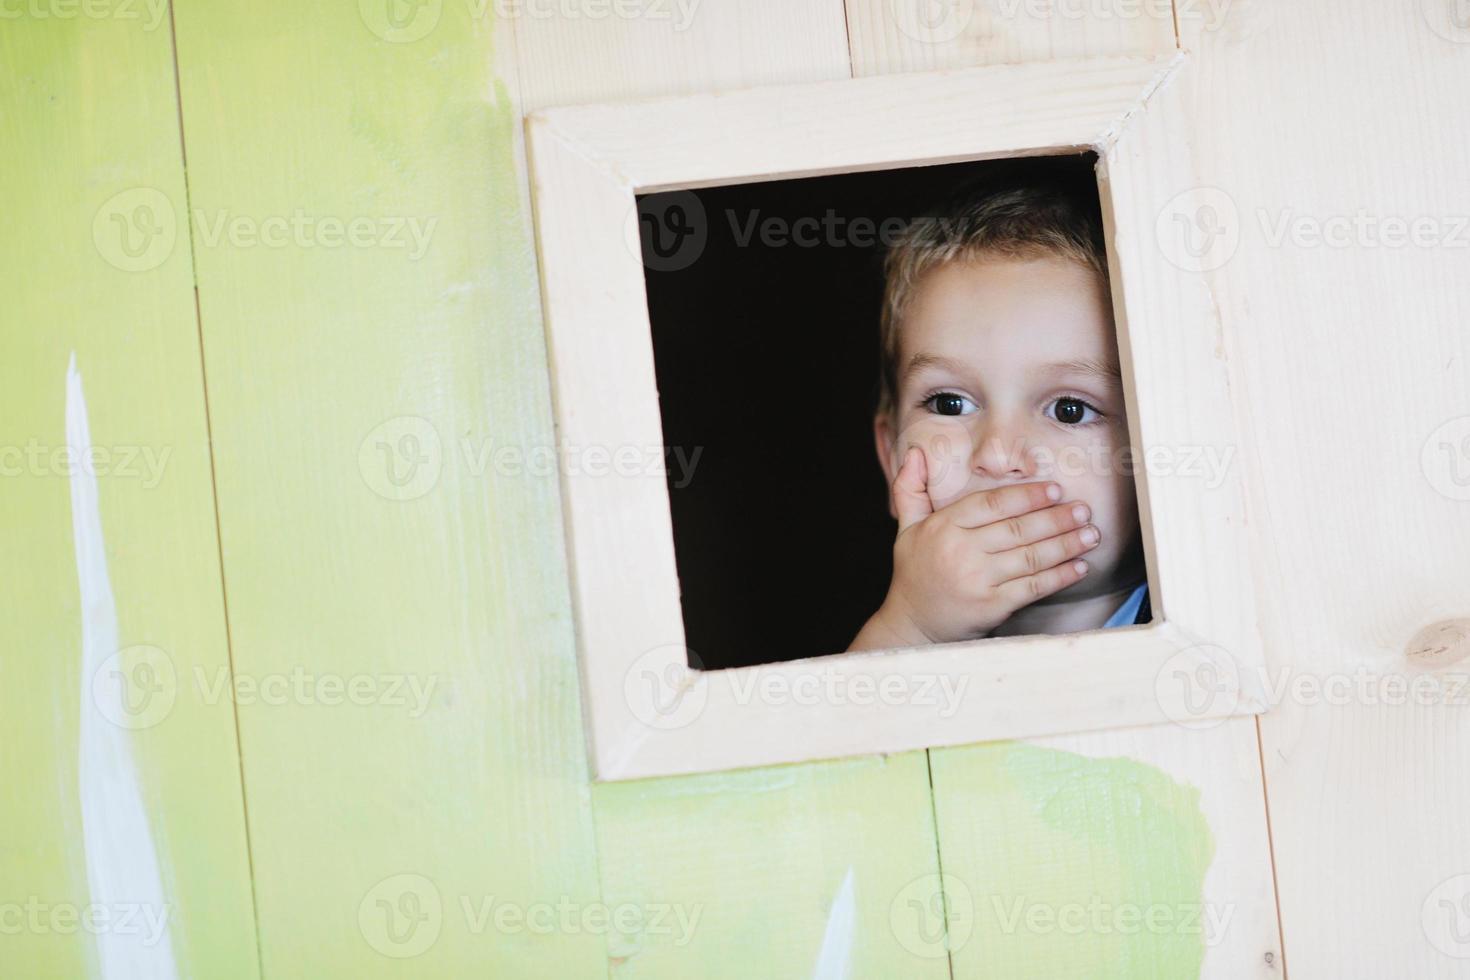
[526,51,1267,781]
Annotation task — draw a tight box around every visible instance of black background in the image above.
[637,152,1101,670]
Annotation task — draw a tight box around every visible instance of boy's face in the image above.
[875,253,1143,598]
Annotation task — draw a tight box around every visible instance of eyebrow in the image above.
[1037,357,1124,391]
[902,352,1123,390]
[900,352,971,382]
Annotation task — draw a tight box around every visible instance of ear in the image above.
[873,412,899,520]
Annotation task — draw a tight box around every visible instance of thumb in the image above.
[891,446,934,532]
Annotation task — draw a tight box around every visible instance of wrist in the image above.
[848,599,931,652]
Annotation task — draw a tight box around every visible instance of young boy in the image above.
[847,181,1150,652]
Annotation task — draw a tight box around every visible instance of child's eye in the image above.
[1048,396,1103,426]
[921,391,978,417]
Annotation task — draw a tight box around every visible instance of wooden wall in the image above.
[3,0,1466,977]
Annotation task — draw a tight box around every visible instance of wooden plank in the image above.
[932,722,1280,978]
[168,4,605,975]
[845,0,1176,77]
[846,6,1284,980]
[591,753,953,979]
[509,0,956,968]
[0,12,258,980]
[512,0,851,112]
[920,67,1285,975]
[1178,1,1470,975]
[532,54,1180,192]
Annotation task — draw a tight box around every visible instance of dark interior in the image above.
[637,152,1102,670]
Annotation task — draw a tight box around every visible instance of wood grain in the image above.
[169,3,606,974]
[513,0,851,112]
[0,12,259,979]
[1181,1,1470,974]
[593,753,950,978]
[845,0,1176,77]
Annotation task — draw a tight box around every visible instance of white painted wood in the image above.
[1177,2,1470,975]
[844,0,1177,78]
[511,0,851,112]
[527,52,1269,780]
[531,53,1180,192]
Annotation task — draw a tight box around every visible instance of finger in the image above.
[973,500,1093,554]
[988,524,1101,584]
[891,446,933,532]
[944,481,1062,529]
[994,554,1093,609]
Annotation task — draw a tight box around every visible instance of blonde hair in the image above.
[875,183,1110,420]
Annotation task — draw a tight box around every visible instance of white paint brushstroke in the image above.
[811,866,855,980]
[69,353,178,979]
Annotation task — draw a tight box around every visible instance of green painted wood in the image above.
[168,2,608,975]
[0,10,259,979]
[591,753,953,979]
[931,743,1216,979]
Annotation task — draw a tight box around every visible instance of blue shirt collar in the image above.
[1103,583,1149,628]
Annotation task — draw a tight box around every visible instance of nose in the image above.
[971,411,1038,481]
